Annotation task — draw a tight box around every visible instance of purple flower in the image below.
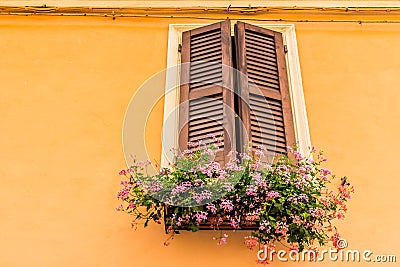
[246,185,258,196]
[193,190,212,204]
[320,168,332,176]
[220,199,234,212]
[206,203,217,214]
[194,179,203,186]
[119,169,127,175]
[171,185,188,195]
[193,211,208,224]
[266,191,280,201]
[298,194,309,202]
[229,219,239,228]
[149,182,163,192]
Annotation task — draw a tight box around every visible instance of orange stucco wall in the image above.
[0,14,399,267]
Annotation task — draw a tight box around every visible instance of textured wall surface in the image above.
[0,15,399,266]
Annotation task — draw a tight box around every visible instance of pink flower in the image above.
[220,199,233,212]
[331,232,342,249]
[336,211,345,219]
[193,211,208,224]
[255,259,270,265]
[206,203,217,214]
[338,185,354,199]
[275,221,288,235]
[259,220,271,232]
[312,223,323,232]
[320,168,331,176]
[244,236,258,249]
[246,185,258,196]
[289,243,299,252]
[118,169,127,175]
[217,234,228,245]
[291,215,302,226]
[229,218,239,228]
[265,191,280,201]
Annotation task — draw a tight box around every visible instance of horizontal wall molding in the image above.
[0,0,400,8]
[3,4,400,19]
[2,1,400,8]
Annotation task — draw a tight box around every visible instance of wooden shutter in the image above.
[234,22,296,156]
[179,20,235,165]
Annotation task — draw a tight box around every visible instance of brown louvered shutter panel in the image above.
[179,20,235,165]
[235,22,296,156]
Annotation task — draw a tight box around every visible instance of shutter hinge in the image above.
[284,45,288,53]
[178,44,182,53]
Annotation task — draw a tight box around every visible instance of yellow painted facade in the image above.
[0,2,399,266]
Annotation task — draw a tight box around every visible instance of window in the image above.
[162,20,311,167]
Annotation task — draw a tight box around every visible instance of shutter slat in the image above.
[245,46,277,61]
[189,131,224,142]
[249,94,283,112]
[190,69,222,81]
[191,29,220,43]
[245,30,276,45]
[247,63,279,77]
[189,127,224,139]
[191,32,221,46]
[245,38,276,50]
[189,101,222,115]
[247,75,280,90]
[249,86,281,101]
[250,101,283,117]
[191,44,221,56]
[247,68,280,85]
[190,61,221,71]
[249,101,283,116]
[251,136,287,151]
[189,114,223,127]
[191,41,221,54]
[190,64,222,76]
[251,121,285,135]
[191,50,222,62]
[189,118,223,132]
[251,129,287,144]
[250,94,282,109]
[250,114,284,128]
[247,60,278,74]
[251,124,285,137]
[245,54,278,70]
[190,104,222,117]
[251,108,284,123]
[251,138,287,153]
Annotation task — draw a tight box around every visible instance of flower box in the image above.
[117,140,354,260]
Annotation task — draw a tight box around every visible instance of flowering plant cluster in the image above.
[117,138,354,264]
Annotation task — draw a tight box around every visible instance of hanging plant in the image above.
[116,137,354,264]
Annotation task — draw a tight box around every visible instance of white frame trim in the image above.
[161,23,311,167]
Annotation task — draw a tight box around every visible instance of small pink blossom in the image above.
[217,234,228,245]
[118,169,127,175]
[244,236,258,249]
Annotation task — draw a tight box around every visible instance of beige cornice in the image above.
[1,1,400,8]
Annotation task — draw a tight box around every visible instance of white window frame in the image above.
[161,23,311,167]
